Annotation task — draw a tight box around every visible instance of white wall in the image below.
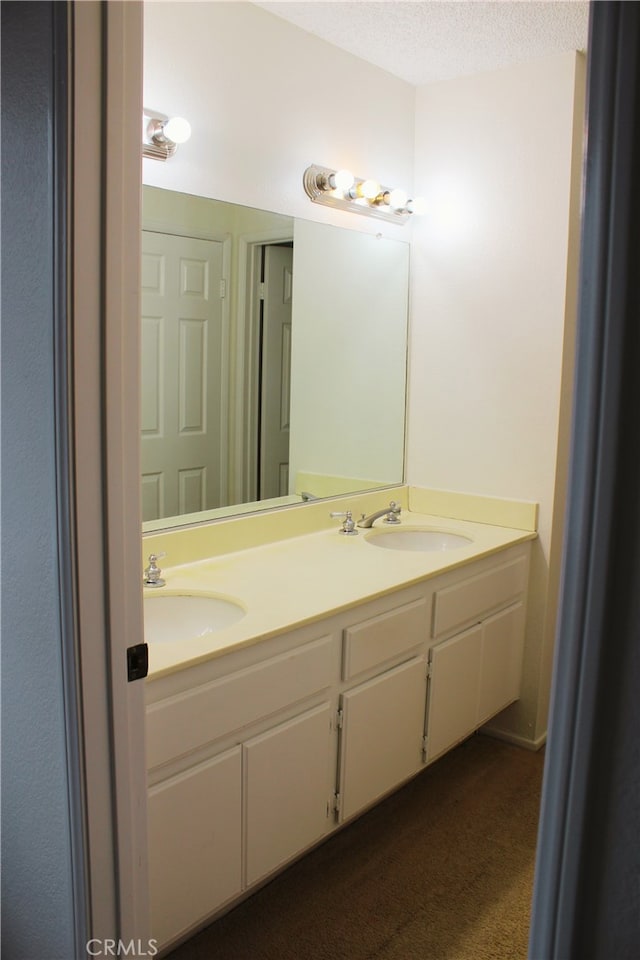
[408,52,586,744]
[144,5,586,747]
[143,2,415,240]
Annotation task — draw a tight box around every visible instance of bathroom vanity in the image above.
[143,490,536,951]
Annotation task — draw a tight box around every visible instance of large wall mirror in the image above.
[141,185,410,531]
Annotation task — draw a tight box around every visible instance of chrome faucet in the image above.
[143,553,166,587]
[329,509,358,535]
[357,500,402,529]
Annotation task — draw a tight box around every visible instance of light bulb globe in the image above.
[333,169,355,192]
[164,117,192,144]
[360,179,381,200]
[388,188,408,209]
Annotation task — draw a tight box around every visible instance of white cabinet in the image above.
[426,552,528,762]
[145,542,530,948]
[245,701,333,886]
[478,602,525,723]
[427,625,483,762]
[146,628,336,949]
[338,656,427,822]
[147,747,242,947]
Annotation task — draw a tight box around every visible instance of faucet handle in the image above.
[329,509,358,536]
[144,552,166,587]
[384,501,402,524]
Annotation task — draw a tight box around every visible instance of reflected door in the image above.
[141,231,225,521]
[259,244,293,499]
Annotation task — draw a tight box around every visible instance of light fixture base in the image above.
[142,110,183,162]
[303,164,411,224]
[142,140,177,162]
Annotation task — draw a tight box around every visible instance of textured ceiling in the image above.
[254,1,589,86]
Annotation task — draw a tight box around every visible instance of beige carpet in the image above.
[166,734,544,960]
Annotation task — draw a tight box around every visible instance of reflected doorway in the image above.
[257,242,293,500]
[239,233,294,504]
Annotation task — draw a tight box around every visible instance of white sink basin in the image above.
[144,594,246,644]
[365,529,473,552]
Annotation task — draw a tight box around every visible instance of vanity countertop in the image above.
[144,510,537,678]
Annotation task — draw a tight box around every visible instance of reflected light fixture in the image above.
[143,109,192,161]
[303,164,424,224]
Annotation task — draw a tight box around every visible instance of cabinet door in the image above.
[427,626,482,762]
[478,602,525,724]
[244,701,333,887]
[339,657,426,823]
[148,746,242,948]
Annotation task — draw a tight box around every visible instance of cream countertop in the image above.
[144,509,537,679]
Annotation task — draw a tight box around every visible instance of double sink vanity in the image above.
[142,485,537,951]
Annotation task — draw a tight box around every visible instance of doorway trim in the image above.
[71,0,149,944]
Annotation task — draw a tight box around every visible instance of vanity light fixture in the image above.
[143,109,192,161]
[303,164,424,224]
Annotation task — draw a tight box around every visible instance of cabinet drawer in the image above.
[432,555,527,638]
[343,597,428,680]
[147,634,333,769]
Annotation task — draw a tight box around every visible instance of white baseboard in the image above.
[480,725,547,751]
